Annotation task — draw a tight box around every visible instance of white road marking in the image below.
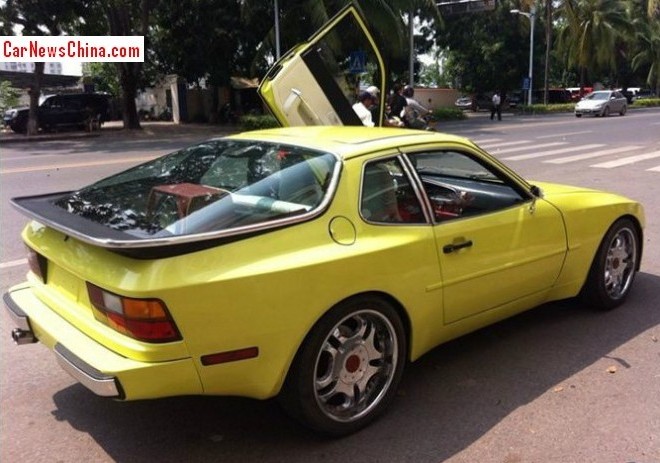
[544,146,641,164]
[592,151,660,168]
[535,130,593,139]
[478,140,530,150]
[0,258,28,269]
[472,138,504,144]
[504,144,605,161]
[495,142,566,156]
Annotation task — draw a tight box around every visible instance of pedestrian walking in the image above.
[491,92,502,121]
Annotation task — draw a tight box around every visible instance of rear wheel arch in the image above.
[278,291,412,435]
[329,292,412,361]
[283,291,413,383]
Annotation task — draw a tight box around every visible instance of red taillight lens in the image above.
[87,283,181,343]
[26,247,47,283]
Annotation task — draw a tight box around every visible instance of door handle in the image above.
[443,240,473,254]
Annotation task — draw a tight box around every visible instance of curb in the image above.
[0,122,240,145]
[0,131,101,144]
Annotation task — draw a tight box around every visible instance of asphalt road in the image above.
[1,113,659,463]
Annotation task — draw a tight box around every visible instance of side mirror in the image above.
[530,184,544,198]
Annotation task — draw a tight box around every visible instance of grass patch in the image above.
[431,107,468,121]
[631,98,660,107]
[515,103,575,114]
[240,114,280,131]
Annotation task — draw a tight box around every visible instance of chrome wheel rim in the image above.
[604,227,637,300]
[313,310,398,423]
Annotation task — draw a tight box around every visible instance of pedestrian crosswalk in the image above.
[472,137,660,172]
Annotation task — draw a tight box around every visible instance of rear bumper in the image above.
[54,342,123,397]
[4,284,204,400]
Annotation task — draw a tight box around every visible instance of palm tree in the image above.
[241,0,439,83]
[632,17,660,92]
[557,0,632,91]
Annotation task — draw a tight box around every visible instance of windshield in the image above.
[585,92,609,100]
[55,139,338,238]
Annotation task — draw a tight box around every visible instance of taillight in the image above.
[86,283,181,343]
[26,247,47,283]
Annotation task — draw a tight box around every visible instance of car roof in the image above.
[227,126,474,160]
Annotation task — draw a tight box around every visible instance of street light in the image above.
[274,0,281,60]
[510,5,536,106]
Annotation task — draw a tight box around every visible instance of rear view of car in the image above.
[454,96,473,110]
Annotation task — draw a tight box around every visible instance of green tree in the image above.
[0,80,21,114]
[82,62,121,96]
[97,0,154,130]
[0,0,84,135]
[632,17,660,92]
[437,0,532,94]
[556,0,632,91]
[151,0,272,121]
[240,0,439,86]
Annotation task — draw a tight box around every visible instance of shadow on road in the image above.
[1,122,238,157]
[50,272,660,463]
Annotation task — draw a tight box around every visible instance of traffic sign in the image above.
[349,50,366,74]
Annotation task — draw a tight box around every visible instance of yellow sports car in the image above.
[4,6,645,437]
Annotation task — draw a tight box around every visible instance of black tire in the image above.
[620,105,627,116]
[575,113,582,118]
[279,295,406,436]
[10,120,27,134]
[580,218,639,310]
[602,106,610,117]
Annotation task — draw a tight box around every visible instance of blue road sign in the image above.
[349,50,366,74]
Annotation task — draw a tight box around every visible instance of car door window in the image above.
[360,158,425,224]
[42,96,62,109]
[407,151,527,222]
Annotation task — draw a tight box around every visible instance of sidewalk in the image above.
[0,120,239,145]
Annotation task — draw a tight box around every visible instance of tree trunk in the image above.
[543,0,552,105]
[117,63,141,130]
[208,84,219,124]
[103,1,151,130]
[27,62,45,136]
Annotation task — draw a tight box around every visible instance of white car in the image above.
[575,90,627,117]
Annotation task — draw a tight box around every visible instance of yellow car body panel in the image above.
[533,181,645,300]
[4,0,646,433]
[17,186,443,398]
[6,126,645,403]
[7,283,203,400]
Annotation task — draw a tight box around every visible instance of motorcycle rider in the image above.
[402,85,431,130]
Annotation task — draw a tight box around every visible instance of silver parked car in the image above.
[454,95,473,110]
[575,90,627,117]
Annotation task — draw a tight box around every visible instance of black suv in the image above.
[3,93,111,134]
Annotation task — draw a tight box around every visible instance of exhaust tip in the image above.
[11,328,37,345]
